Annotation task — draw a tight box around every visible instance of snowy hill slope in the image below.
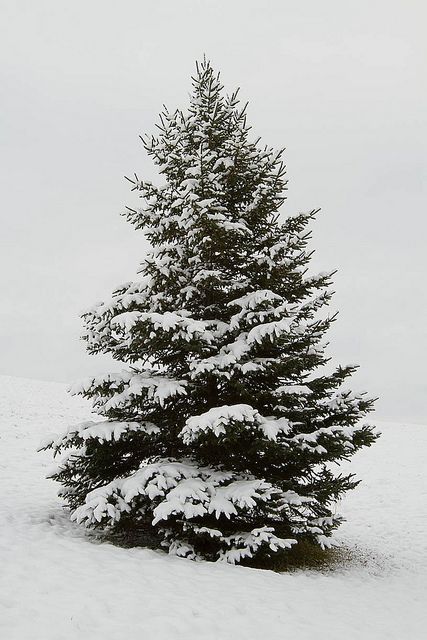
[0,375,426,640]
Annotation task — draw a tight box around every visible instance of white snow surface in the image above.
[1,374,426,639]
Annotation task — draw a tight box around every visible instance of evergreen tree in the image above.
[41,59,378,563]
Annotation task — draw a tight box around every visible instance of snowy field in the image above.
[1,375,426,640]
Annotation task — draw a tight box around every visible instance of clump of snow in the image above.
[180,404,291,444]
[246,317,292,344]
[70,369,188,409]
[218,527,296,564]
[71,457,299,531]
[274,383,312,396]
[181,404,259,441]
[40,419,160,451]
[110,310,226,344]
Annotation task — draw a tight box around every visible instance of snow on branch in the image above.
[180,404,291,444]
[82,278,152,322]
[246,317,292,345]
[69,370,188,409]
[188,335,251,377]
[217,527,297,564]
[39,419,160,452]
[274,383,312,396]
[70,458,307,535]
[227,289,297,331]
[111,310,227,345]
[103,375,187,411]
[228,289,283,310]
[180,402,373,456]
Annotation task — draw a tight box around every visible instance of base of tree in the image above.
[97,522,349,572]
[101,522,163,551]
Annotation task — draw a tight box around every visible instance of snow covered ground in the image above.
[1,375,426,640]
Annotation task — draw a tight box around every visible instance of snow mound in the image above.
[1,375,426,639]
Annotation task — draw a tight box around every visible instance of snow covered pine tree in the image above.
[41,60,378,564]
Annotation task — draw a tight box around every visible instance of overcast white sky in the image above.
[1,0,425,422]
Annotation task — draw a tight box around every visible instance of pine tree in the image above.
[41,59,378,564]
